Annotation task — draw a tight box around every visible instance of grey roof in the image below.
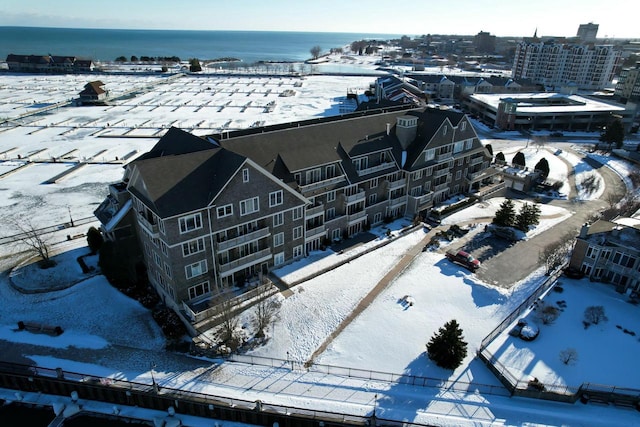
[128,128,246,218]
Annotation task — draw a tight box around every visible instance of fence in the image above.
[0,361,444,427]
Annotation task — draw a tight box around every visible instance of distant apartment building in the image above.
[474,31,496,54]
[577,23,599,43]
[615,63,640,101]
[6,54,95,73]
[95,108,494,327]
[569,219,640,293]
[511,41,621,90]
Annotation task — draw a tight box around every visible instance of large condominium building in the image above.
[615,63,640,101]
[512,41,620,90]
[95,107,494,327]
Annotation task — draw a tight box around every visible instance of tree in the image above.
[426,319,468,370]
[515,203,541,232]
[495,151,505,164]
[310,45,322,60]
[584,306,607,325]
[536,303,560,324]
[350,40,367,55]
[189,58,202,72]
[115,56,127,62]
[600,117,624,149]
[534,158,550,180]
[485,144,493,157]
[253,282,280,339]
[512,151,526,168]
[130,55,138,62]
[86,226,103,255]
[493,198,516,227]
[538,230,575,274]
[8,217,54,269]
[559,348,578,365]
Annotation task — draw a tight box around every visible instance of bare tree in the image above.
[584,306,607,325]
[310,45,322,60]
[559,348,578,365]
[7,216,55,268]
[253,282,280,339]
[536,303,560,325]
[538,231,575,274]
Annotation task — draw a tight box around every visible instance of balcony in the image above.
[388,197,407,210]
[299,175,346,193]
[305,224,326,241]
[356,162,396,177]
[347,210,367,225]
[470,157,483,166]
[137,213,159,237]
[435,182,450,192]
[436,152,452,162]
[434,169,449,178]
[410,192,433,207]
[218,248,272,274]
[466,170,484,182]
[387,178,406,191]
[217,227,270,251]
[305,204,324,218]
[345,190,366,204]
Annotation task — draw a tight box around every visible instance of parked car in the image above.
[445,250,481,272]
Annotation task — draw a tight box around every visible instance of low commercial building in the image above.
[464,92,632,132]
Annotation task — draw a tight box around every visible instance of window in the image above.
[424,181,431,192]
[455,170,462,180]
[153,251,162,267]
[425,149,435,161]
[293,245,304,258]
[160,241,168,256]
[242,168,249,182]
[274,252,285,266]
[273,212,284,227]
[326,164,336,178]
[370,178,379,188]
[305,168,321,184]
[412,170,423,180]
[326,207,335,220]
[352,157,368,171]
[368,194,377,205]
[460,121,467,131]
[182,237,205,257]
[411,186,421,197]
[443,126,448,136]
[292,207,303,221]
[465,139,473,150]
[185,260,207,279]
[293,226,303,240]
[273,232,284,247]
[217,204,233,218]
[163,262,172,278]
[188,281,211,300]
[269,190,283,207]
[239,197,259,216]
[456,158,464,166]
[158,220,165,234]
[179,213,202,233]
[454,141,464,153]
[586,246,599,259]
[327,191,336,202]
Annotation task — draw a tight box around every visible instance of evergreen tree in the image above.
[426,319,468,370]
[495,151,505,164]
[189,58,202,72]
[493,198,516,227]
[512,151,526,168]
[86,226,103,254]
[599,118,624,149]
[534,158,550,179]
[515,203,541,232]
[485,144,493,156]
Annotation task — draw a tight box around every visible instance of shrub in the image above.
[86,226,103,254]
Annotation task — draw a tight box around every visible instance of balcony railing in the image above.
[466,170,484,182]
[347,210,367,225]
[218,248,272,274]
[435,182,449,192]
[471,156,483,166]
[410,192,433,206]
[305,224,326,240]
[345,190,366,204]
[388,197,407,210]
[356,162,396,177]
[436,152,452,162]
[299,175,346,193]
[387,178,406,191]
[305,204,324,218]
[434,169,449,178]
[217,227,270,251]
[137,213,159,237]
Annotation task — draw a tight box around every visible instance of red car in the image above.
[445,250,481,272]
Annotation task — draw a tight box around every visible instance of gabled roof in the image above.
[79,81,106,96]
[127,128,246,217]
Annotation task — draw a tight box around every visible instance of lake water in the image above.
[0,26,401,63]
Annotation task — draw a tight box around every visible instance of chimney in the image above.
[579,223,589,239]
[395,116,417,150]
[386,123,390,135]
